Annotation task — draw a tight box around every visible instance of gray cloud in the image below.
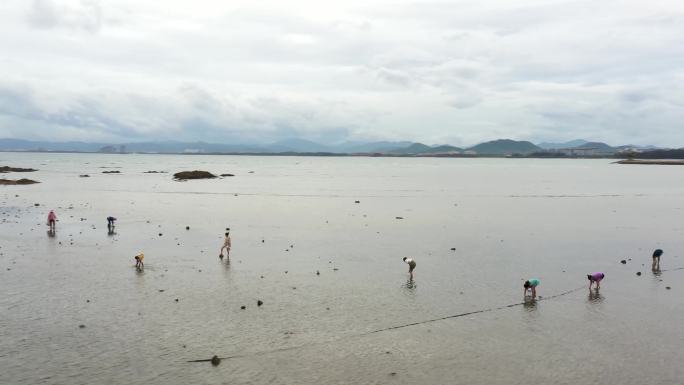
[0,0,682,147]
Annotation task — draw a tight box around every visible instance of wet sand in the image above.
[1,153,683,385]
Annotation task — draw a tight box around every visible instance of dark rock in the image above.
[220,174,235,177]
[79,324,86,329]
[186,226,190,230]
[0,166,37,173]
[316,270,320,275]
[79,174,90,178]
[159,289,164,292]
[159,233,163,236]
[86,299,90,302]
[240,305,246,310]
[355,200,360,203]
[450,248,456,251]
[620,260,627,264]
[257,300,263,307]
[333,268,339,271]
[260,275,264,278]
[173,170,217,180]
[666,286,671,290]
[395,216,403,219]
[102,171,120,174]
[175,298,179,302]
[211,355,221,366]
[636,272,642,276]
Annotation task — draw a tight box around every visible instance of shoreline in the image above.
[615,159,684,165]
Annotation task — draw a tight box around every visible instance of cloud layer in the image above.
[0,0,682,146]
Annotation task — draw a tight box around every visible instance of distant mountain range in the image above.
[0,138,668,156]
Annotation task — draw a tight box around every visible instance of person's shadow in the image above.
[47,229,56,238]
[107,226,116,236]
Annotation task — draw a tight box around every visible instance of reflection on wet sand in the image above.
[588,289,604,303]
[523,298,537,311]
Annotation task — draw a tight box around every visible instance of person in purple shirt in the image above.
[587,272,605,290]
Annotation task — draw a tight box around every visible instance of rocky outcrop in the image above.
[173,171,217,180]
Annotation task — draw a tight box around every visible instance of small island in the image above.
[173,170,217,180]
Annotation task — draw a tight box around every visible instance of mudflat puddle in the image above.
[1,153,683,385]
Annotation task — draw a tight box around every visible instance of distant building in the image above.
[99,145,117,153]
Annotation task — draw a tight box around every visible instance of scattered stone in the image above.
[186,226,190,230]
[158,233,163,236]
[285,270,288,274]
[173,170,217,180]
[220,174,235,177]
[86,299,90,303]
[211,355,221,366]
[389,372,396,376]
[79,324,86,329]
[355,200,360,203]
[257,300,263,307]
[333,268,339,271]
[292,287,297,290]
[79,174,90,178]
[159,289,164,292]
[316,270,320,275]
[102,171,121,174]
[636,272,642,276]
[240,305,246,310]
[326,307,330,310]
[450,248,456,251]
[620,260,627,264]
[395,216,403,219]
[666,286,671,290]
[260,275,264,278]
[175,298,179,302]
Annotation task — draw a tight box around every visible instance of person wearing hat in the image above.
[587,272,605,290]
[402,257,416,280]
[220,229,231,259]
[652,249,663,271]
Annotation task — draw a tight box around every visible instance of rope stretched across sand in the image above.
[188,285,586,363]
[189,266,683,363]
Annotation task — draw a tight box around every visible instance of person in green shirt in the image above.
[524,278,540,298]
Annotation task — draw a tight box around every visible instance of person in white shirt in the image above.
[403,257,416,280]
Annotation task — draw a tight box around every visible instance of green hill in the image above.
[467,139,541,155]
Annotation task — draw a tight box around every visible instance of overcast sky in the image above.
[0,0,682,146]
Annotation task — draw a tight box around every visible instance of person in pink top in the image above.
[47,210,57,231]
[587,272,605,290]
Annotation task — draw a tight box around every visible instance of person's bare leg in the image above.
[532,287,536,298]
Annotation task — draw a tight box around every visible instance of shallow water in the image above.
[1,153,683,385]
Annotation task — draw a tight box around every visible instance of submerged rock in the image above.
[257,300,263,307]
[620,260,627,264]
[0,179,40,185]
[173,170,217,180]
[0,166,37,173]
